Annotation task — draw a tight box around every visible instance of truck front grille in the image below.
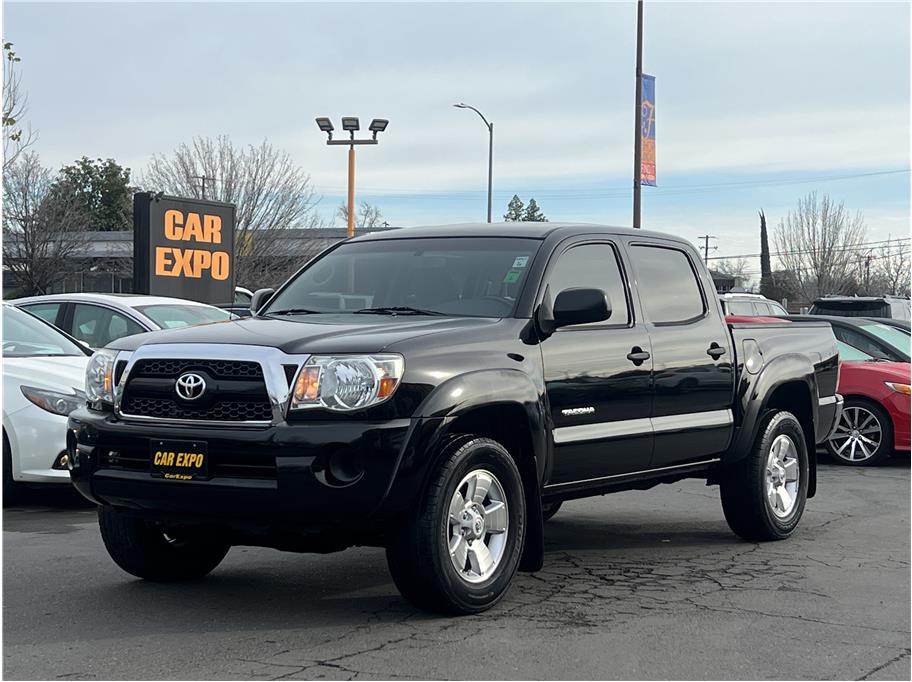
[120,359,273,423]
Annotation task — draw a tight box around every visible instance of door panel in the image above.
[540,241,654,485]
[627,242,735,468]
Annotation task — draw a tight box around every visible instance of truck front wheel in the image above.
[386,436,526,615]
[98,507,230,582]
[720,410,808,542]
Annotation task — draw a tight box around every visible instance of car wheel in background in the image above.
[98,507,230,582]
[825,398,893,466]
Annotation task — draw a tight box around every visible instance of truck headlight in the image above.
[290,354,404,412]
[20,386,86,416]
[85,349,117,406]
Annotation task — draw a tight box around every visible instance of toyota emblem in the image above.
[175,373,206,401]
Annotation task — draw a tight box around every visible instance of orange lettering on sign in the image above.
[155,247,231,279]
[161,210,224,244]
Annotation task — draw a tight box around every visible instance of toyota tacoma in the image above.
[67,223,842,614]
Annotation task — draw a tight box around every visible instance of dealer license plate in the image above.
[150,440,208,481]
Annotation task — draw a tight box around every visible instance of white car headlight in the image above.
[85,349,118,406]
[20,386,86,416]
[290,354,404,412]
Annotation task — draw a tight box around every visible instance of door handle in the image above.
[626,347,651,365]
[707,344,726,359]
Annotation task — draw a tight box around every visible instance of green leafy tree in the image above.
[503,194,524,221]
[51,157,134,231]
[522,197,548,222]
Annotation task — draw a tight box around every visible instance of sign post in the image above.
[133,193,236,304]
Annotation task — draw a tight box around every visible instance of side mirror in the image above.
[251,288,275,314]
[552,288,611,329]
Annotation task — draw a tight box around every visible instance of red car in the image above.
[826,354,910,465]
[726,315,911,465]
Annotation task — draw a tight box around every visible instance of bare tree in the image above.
[871,238,911,297]
[3,42,37,173]
[3,153,88,295]
[142,136,323,287]
[336,200,385,229]
[712,257,752,283]
[773,191,867,303]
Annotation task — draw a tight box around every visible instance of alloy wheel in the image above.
[829,406,883,463]
[766,434,800,518]
[446,469,509,583]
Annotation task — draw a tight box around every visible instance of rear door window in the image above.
[726,300,753,316]
[71,304,144,347]
[631,245,705,324]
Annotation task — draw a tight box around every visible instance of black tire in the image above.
[825,398,894,466]
[721,410,809,542]
[541,500,563,522]
[386,435,526,615]
[3,430,22,507]
[98,507,230,582]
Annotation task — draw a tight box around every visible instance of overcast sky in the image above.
[5,1,910,276]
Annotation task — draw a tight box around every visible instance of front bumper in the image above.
[884,391,910,451]
[67,407,421,525]
[5,403,71,484]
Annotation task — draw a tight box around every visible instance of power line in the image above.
[706,238,910,261]
[697,235,718,263]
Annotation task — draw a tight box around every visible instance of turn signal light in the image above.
[885,382,911,396]
[294,366,322,402]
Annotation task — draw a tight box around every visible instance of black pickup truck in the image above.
[68,223,842,614]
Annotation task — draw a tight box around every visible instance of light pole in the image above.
[316,116,389,238]
[454,103,493,223]
[632,0,644,229]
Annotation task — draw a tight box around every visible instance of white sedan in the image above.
[12,293,232,349]
[3,305,91,499]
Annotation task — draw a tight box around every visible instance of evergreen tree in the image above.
[522,197,548,222]
[759,209,774,298]
[503,194,524,221]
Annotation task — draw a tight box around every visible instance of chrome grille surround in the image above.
[113,344,310,427]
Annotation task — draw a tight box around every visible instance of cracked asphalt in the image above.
[4,456,909,681]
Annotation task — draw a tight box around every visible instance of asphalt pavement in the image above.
[3,456,910,681]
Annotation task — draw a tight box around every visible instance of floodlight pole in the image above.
[632,0,644,229]
[347,146,356,238]
[325,131,380,239]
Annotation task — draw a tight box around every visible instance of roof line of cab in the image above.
[349,222,690,245]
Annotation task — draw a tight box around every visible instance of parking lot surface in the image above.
[4,458,910,681]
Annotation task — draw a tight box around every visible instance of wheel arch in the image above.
[383,370,548,572]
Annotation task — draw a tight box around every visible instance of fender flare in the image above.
[381,369,549,572]
[728,353,819,463]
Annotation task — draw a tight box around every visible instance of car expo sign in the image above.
[133,193,235,304]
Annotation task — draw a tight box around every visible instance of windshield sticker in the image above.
[503,270,522,284]
[512,256,529,268]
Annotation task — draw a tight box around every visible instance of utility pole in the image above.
[192,175,215,200]
[698,235,718,263]
[632,0,644,229]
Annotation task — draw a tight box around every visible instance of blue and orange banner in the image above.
[640,74,656,186]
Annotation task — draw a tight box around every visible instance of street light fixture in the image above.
[454,102,494,223]
[316,116,388,237]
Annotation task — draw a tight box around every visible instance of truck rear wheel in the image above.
[386,436,526,615]
[98,507,230,582]
[720,410,808,542]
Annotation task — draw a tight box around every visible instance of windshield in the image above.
[810,301,889,317]
[860,322,912,355]
[135,304,232,329]
[836,340,873,362]
[264,237,541,318]
[2,306,87,357]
